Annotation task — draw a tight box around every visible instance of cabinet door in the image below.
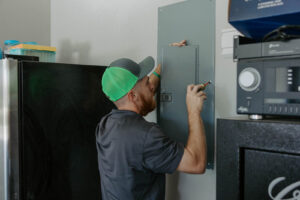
[159,46,198,143]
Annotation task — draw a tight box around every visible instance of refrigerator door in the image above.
[20,61,114,200]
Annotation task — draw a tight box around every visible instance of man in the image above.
[96,56,207,200]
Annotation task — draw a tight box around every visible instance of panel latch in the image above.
[160,93,172,102]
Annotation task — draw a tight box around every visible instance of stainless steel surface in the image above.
[0,58,9,200]
[0,59,9,200]
[0,59,19,200]
[249,114,263,120]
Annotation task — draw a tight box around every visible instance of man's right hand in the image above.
[186,84,207,114]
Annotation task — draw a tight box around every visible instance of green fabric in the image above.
[102,67,138,101]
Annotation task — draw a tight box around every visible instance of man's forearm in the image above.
[186,112,207,172]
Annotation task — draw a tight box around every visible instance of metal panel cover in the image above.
[160,46,198,143]
[157,0,215,169]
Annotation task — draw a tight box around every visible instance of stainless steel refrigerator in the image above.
[0,58,115,200]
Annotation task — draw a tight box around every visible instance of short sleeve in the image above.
[142,124,184,174]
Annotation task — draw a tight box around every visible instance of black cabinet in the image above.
[217,118,300,200]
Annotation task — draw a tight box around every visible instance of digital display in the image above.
[264,98,300,104]
[266,66,300,92]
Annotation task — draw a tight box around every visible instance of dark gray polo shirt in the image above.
[95,109,184,200]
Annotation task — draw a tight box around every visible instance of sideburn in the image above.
[135,93,156,116]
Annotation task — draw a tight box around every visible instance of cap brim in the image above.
[138,56,155,79]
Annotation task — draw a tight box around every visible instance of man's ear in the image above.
[127,90,136,102]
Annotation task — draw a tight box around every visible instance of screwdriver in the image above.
[198,80,212,91]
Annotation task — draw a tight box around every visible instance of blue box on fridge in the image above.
[228,0,300,41]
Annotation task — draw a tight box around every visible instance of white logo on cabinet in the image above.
[268,177,300,200]
[257,0,284,10]
[269,44,280,49]
[238,106,249,113]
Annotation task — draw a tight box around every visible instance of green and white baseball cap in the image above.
[102,56,155,102]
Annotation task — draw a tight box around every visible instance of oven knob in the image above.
[238,68,261,91]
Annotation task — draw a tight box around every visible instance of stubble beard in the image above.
[138,93,156,116]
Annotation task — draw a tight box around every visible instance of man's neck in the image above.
[117,105,140,115]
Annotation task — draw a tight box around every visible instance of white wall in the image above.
[50,0,185,132]
[51,0,244,199]
[0,0,50,47]
[215,0,243,120]
[51,0,185,66]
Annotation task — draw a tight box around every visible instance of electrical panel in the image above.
[157,0,215,169]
